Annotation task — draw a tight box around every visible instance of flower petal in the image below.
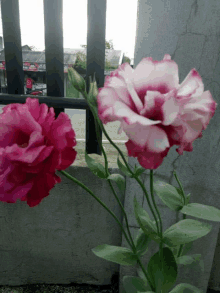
[177,69,204,98]
[123,122,169,151]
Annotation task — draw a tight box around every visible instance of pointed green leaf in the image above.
[185,193,191,205]
[136,266,154,291]
[123,276,152,293]
[92,244,137,266]
[169,283,203,293]
[170,242,193,259]
[163,219,212,247]
[177,253,200,264]
[85,151,107,179]
[177,254,205,273]
[133,196,161,243]
[181,241,193,256]
[147,247,178,293]
[134,228,151,257]
[107,174,126,193]
[133,165,146,177]
[181,203,220,222]
[117,156,133,177]
[154,181,184,211]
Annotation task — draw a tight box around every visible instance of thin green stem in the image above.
[173,170,187,258]
[79,88,159,290]
[173,170,186,206]
[84,94,136,252]
[59,169,155,291]
[136,257,155,291]
[150,170,164,280]
[149,170,163,237]
[58,170,133,249]
[134,175,161,238]
[95,117,162,237]
[177,214,187,258]
[107,179,136,252]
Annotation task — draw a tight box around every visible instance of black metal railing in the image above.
[0,0,107,156]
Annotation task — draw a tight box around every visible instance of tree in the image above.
[29,45,38,51]
[76,40,117,70]
[122,55,131,64]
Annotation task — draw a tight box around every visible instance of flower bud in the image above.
[87,73,98,108]
[68,67,86,93]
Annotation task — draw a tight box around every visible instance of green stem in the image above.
[177,214,187,258]
[58,170,132,249]
[173,169,186,206]
[79,89,160,290]
[173,170,187,258]
[89,110,161,237]
[59,169,155,291]
[84,95,136,253]
[150,170,164,278]
[149,170,163,237]
[107,179,136,252]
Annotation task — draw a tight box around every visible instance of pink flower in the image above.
[97,54,217,169]
[0,98,77,207]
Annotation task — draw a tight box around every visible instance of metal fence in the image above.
[0,0,109,156]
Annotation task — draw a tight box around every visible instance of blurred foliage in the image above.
[76,40,129,71]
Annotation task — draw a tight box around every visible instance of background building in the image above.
[0,36,130,97]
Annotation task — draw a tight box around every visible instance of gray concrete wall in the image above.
[119,0,220,292]
[0,166,126,286]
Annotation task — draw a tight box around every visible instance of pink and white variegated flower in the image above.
[97,54,217,169]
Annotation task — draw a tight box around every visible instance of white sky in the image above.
[0,0,138,60]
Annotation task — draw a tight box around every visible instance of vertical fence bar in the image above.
[1,0,24,95]
[43,0,64,118]
[85,0,107,155]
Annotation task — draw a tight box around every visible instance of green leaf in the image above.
[153,181,184,211]
[133,165,146,177]
[85,151,107,179]
[177,254,204,273]
[181,203,220,222]
[147,247,178,293]
[169,283,203,293]
[134,228,151,257]
[181,241,193,256]
[133,196,161,243]
[123,276,152,293]
[136,266,156,292]
[163,219,212,247]
[177,253,200,264]
[107,174,126,193]
[117,156,133,177]
[91,244,138,266]
[185,193,191,205]
[170,242,193,259]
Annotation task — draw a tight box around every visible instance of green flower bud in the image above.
[68,67,86,93]
[87,73,98,109]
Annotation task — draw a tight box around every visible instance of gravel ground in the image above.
[0,273,119,293]
[0,283,118,293]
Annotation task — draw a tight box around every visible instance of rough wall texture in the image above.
[0,166,126,286]
[119,0,220,292]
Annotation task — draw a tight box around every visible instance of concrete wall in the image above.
[119,0,220,292]
[1,0,220,291]
[0,166,125,286]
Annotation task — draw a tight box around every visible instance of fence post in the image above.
[85,0,107,155]
[1,0,24,95]
[44,0,64,118]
